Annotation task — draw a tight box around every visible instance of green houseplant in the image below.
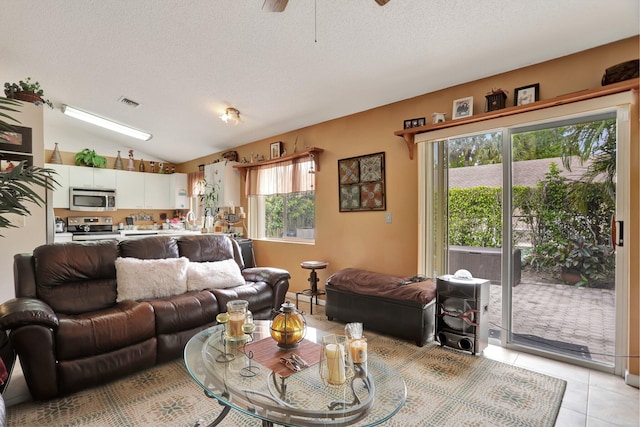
[4,77,54,108]
[75,148,107,168]
[0,96,58,236]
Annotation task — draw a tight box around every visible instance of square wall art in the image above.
[338,152,386,212]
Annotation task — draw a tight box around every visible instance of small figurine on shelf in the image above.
[139,159,146,172]
[171,166,175,174]
[165,166,169,174]
[150,160,155,173]
[158,162,164,173]
[127,150,135,171]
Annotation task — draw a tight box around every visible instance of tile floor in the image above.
[482,344,639,427]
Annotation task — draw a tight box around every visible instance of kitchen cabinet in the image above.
[46,163,70,208]
[69,166,116,189]
[204,161,240,211]
[116,170,146,209]
[116,170,174,209]
[144,173,170,209]
[170,173,189,209]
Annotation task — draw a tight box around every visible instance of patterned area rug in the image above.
[7,313,566,426]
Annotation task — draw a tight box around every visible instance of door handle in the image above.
[611,215,623,249]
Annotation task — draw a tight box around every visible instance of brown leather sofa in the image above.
[0,234,290,401]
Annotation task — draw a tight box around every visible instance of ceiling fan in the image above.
[263,0,390,12]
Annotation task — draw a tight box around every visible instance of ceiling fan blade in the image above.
[263,0,288,12]
[374,0,391,5]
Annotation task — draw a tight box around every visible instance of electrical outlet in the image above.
[385,212,392,224]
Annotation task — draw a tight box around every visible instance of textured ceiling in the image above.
[1,0,638,163]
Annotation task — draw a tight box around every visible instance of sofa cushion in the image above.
[115,257,189,302]
[119,236,180,259]
[186,259,245,291]
[211,282,273,314]
[147,290,219,334]
[178,235,234,262]
[33,240,119,314]
[56,300,155,360]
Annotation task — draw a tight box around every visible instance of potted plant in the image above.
[75,148,107,168]
[4,77,54,108]
[558,237,614,287]
[485,88,508,112]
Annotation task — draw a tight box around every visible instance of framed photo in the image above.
[0,153,33,171]
[270,141,282,159]
[452,97,473,119]
[514,83,540,106]
[338,152,386,212]
[0,126,32,154]
[403,117,426,129]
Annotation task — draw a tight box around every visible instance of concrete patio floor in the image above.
[488,273,616,366]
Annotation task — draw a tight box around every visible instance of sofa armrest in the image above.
[242,267,290,311]
[242,267,290,286]
[0,298,59,331]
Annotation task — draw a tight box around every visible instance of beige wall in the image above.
[0,103,46,304]
[181,36,640,376]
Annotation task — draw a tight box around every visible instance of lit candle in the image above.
[349,339,367,363]
[227,312,244,337]
[325,343,346,385]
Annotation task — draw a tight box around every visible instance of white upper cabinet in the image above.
[204,161,240,211]
[170,173,189,209]
[115,170,145,209]
[144,173,170,209]
[46,163,70,208]
[69,166,116,189]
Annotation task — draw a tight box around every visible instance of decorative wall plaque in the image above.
[338,152,386,212]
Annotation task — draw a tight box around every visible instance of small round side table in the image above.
[296,261,328,315]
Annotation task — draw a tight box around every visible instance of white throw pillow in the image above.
[115,257,189,302]
[187,259,245,291]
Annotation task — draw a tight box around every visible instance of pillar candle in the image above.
[325,343,346,385]
[227,313,244,337]
[349,339,367,363]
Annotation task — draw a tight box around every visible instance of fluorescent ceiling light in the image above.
[62,105,152,141]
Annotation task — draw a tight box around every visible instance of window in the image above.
[247,157,315,242]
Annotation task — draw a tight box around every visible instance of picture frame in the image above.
[270,141,282,159]
[0,153,33,171]
[338,152,386,212]
[403,117,426,129]
[0,126,33,154]
[514,83,540,106]
[452,97,473,119]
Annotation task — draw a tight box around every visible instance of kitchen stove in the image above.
[67,216,120,241]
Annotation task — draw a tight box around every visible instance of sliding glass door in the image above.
[424,107,628,372]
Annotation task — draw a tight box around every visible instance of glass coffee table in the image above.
[184,320,406,427]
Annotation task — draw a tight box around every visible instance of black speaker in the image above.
[436,274,490,355]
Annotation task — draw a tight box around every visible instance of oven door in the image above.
[72,232,121,241]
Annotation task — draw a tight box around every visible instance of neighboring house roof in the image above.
[449,157,593,189]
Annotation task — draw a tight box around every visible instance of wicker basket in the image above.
[5,91,43,104]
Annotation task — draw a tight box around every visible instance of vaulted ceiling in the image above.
[1,0,637,163]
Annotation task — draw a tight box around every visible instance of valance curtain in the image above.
[245,158,314,196]
[187,171,204,197]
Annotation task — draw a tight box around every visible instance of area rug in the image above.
[6,313,566,427]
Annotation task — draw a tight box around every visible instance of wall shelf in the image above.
[394,79,639,160]
[233,147,324,179]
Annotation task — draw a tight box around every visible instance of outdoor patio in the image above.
[488,271,616,366]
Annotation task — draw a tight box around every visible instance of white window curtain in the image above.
[245,158,314,196]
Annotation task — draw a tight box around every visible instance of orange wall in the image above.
[181,36,640,376]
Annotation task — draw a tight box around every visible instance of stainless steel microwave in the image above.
[69,188,117,212]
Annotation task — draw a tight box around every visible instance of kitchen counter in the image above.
[119,229,203,239]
